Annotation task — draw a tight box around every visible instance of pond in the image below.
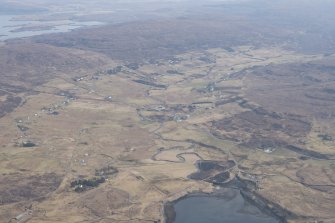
[166,188,279,223]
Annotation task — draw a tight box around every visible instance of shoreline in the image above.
[162,187,287,223]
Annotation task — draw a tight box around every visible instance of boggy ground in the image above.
[0,39,335,222]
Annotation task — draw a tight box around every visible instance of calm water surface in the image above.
[173,189,278,223]
[0,15,103,41]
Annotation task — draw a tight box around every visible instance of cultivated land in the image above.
[1,1,335,223]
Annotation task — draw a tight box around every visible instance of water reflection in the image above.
[0,15,103,41]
